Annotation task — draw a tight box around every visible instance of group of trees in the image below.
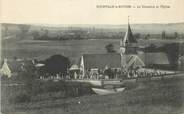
[32,28,90,41]
[38,55,70,78]
[18,24,31,39]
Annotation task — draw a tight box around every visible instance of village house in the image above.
[0,59,12,78]
[0,58,35,78]
[0,58,24,78]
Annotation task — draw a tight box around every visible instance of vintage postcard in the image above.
[0,0,184,114]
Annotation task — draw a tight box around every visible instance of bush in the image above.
[9,91,31,103]
[39,80,66,93]
[0,75,9,80]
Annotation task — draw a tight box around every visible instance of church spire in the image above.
[120,16,137,55]
[122,16,137,47]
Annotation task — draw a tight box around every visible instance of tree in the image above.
[162,31,166,39]
[158,43,179,70]
[105,43,116,53]
[41,29,49,40]
[134,33,141,39]
[43,55,70,76]
[174,32,178,39]
[144,44,157,52]
[4,25,9,36]
[32,31,40,40]
[145,34,150,40]
[18,24,31,39]
[18,24,30,33]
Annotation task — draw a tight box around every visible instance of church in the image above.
[79,19,170,78]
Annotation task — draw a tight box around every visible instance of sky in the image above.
[1,0,184,24]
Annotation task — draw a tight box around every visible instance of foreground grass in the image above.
[1,76,184,114]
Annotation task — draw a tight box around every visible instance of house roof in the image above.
[0,59,35,73]
[0,59,11,77]
[2,60,23,73]
[137,52,170,65]
[82,53,121,69]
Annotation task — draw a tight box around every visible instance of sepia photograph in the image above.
[1,0,184,114]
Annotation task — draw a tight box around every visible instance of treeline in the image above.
[31,29,125,40]
[31,29,184,41]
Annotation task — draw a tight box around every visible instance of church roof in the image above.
[82,53,145,70]
[125,54,145,67]
[82,53,121,69]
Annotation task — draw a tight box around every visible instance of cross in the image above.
[128,16,130,24]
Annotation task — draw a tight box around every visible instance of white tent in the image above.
[0,59,12,78]
[69,64,80,71]
[35,63,45,67]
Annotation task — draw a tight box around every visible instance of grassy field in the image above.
[2,39,184,64]
[2,39,119,64]
[1,76,184,114]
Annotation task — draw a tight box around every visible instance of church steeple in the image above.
[120,16,137,55]
[122,16,137,47]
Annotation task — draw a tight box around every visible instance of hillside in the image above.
[1,22,184,40]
